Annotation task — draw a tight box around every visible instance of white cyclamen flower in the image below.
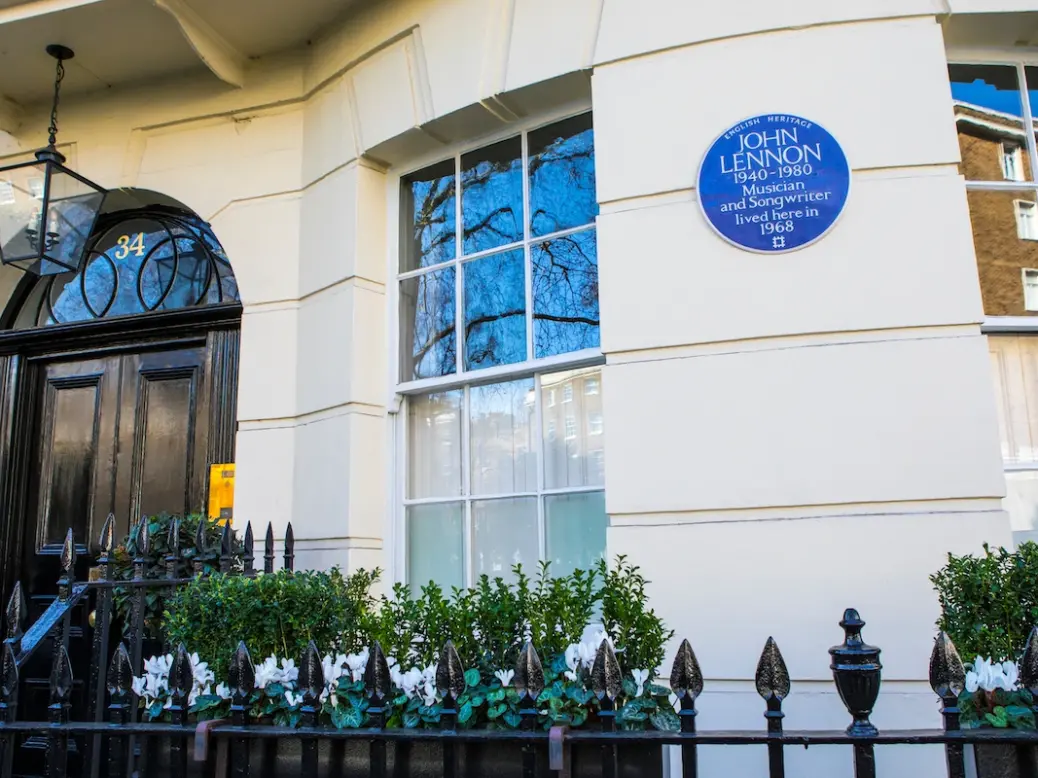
[285,690,303,708]
[965,670,980,694]
[1001,661,1020,691]
[254,657,283,690]
[215,683,232,701]
[564,644,581,682]
[631,669,650,698]
[280,659,299,687]
[346,649,369,682]
[495,669,514,687]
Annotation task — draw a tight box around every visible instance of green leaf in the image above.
[503,711,522,728]
[403,711,420,729]
[572,708,588,728]
[650,709,680,732]
[470,695,485,707]
[488,704,506,720]
[464,669,480,689]
[487,688,506,703]
[622,678,637,698]
[459,702,474,725]
[342,707,364,728]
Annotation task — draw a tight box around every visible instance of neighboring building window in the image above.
[1019,201,1038,240]
[400,113,605,589]
[589,413,604,436]
[1004,142,1025,181]
[949,63,1038,316]
[1025,270,1038,310]
[585,377,600,396]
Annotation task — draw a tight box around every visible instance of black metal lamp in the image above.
[0,45,105,276]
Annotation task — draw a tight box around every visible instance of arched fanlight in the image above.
[0,45,106,276]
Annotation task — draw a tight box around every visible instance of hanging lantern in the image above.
[0,45,105,276]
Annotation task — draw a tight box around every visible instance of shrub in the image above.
[164,567,381,677]
[598,556,672,676]
[112,513,240,637]
[930,542,1038,663]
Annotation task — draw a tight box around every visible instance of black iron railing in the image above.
[0,518,1036,778]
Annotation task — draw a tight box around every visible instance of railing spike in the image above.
[50,644,73,706]
[670,639,704,700]
[220,520,233,555]
[169,643,194,696]
[436,640,466,702]
[756,636,791,702]
[195,518,208,553]
[60,528,75,573]
[167,517,181,555]
[591,639,622,702]
[228,641,255,697]
[5,581,25,644]
[299,640,324,702]
[514,641,544,702]
[107,643,133,696]
[243,522,255,576]
[1,641,18,703]
[365,641,392,703]
[136,516,150,557]
[284,522,295,571]
[1020,627,1038,696]
[264,522,275,574]
[99,513,115,554]
[929,631,966,700]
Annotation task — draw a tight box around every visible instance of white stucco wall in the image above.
[0,1,1028,773]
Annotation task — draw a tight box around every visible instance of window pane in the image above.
[546,491,607,578]
[461,137,523,255]
[542,368,605,489]
[401,267,457,379]
[408,502,464,591]
[470,378,536,495]
[464,249,526,369]
[472,497,538,582]
[949,64,1028,182]
[1005,471,1038,538]
[408,391,463,498]
[989,335,1038,466]
[532,230,600,358]
[966,189,1038,316]
[401,159,456,271]
[529,113,597,237]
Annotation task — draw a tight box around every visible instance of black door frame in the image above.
[0,301,242,611]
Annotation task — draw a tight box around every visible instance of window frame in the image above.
[1024,269,1038,311]
[386,99,603,587]
[953,50,1038,546]
[1003,141,1025,181]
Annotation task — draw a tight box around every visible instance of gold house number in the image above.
[113,232,146,260]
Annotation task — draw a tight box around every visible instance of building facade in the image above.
[0,0,1034,774]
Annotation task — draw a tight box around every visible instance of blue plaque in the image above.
[697,114,850,253]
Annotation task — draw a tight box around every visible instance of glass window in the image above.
[12,212,240,329]
[988,335,1038,546]
[1004,143,1025,181]
[949,63,1038,317]
[399,113,599,381]
[400,114,604,589]
[1026,270,1038,311]
[404,369,606,589]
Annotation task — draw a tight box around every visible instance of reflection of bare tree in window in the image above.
[401,115,599,379]
[13,213,239,329]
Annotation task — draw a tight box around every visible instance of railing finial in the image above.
[514,641,544,703]
[829,608,882,738]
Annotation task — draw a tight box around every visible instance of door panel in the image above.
[116,348,209,523]
[33,360,120,554]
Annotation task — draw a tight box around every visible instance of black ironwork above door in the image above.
[9,208,239,329]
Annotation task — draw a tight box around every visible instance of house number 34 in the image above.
[113,232,146,259]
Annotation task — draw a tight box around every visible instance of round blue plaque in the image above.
[697,114,850,253]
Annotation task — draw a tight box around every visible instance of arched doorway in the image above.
[0,189,241,725]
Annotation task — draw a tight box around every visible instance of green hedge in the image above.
[163,557,672,679]
[931,542,1038,663]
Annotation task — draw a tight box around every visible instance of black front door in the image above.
[23,345,210,609]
